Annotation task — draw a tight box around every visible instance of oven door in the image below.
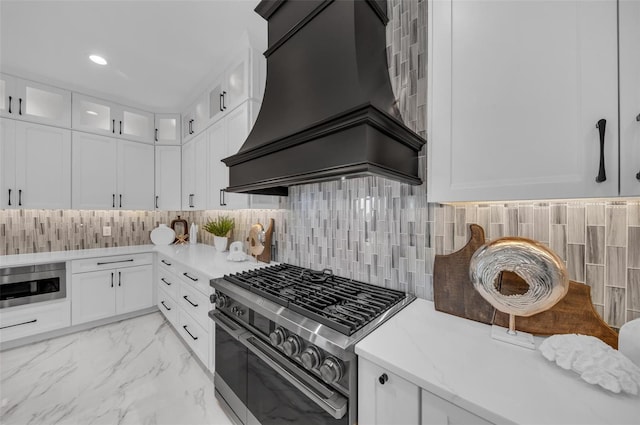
[243,335,349,425]
[212,312,249,425]
[0,265,66,309]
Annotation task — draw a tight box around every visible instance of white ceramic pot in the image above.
[213,236,228,252]
[150,224,175,245]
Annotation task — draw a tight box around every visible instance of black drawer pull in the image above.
[1,319,37,330]
[111,272,114,288]
[18,98,22,115]
[112,119,115,133]
[161,278,172,286]
[378,373,388,385]
[161,301,171,311]
[183,295,199,307]
[595,119,607,183]
[183,325,198,340]
[7,95,11,114]
[183,272,198,282]
[18,189,22,206]
[155,195,159,209]
[118,271,122,287]
[7,188,11,206]
[161,259,172,266]
[97,259,134,266]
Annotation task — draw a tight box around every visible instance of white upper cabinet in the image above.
[0,74,71,127]
[181,132,208,210]
[72,132,154,210]
[155,145,182,211]
[72,93,154,144]
[620,0,640,197]
[430,0,618,202]
[182,93,208,144]
[1,118,71,209]
[208,49,252,124]
[155,113,181,145]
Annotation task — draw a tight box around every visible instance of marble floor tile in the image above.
[0,313,232,425]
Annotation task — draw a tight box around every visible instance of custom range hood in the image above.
[223,0,426,196]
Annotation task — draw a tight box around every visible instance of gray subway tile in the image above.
[567,244,585,283]
[586,226,605,265]
[605,287,626,328]
[628,227,640,269]
[628,269,640,311]
[606,246,626,288]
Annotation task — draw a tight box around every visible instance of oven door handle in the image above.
[241,335,348,420]
[209,310,247,340]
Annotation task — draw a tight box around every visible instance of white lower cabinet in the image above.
[71,257,153,325]
[421,389,491,425]
[0,299,70,343]
[156,256,213,369]
[359,358,493,425]
[359,358,420,425]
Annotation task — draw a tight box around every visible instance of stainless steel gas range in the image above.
[209,264,415,425]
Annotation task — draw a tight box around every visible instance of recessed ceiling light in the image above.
[89,55,107,66]
[86,110,98,116]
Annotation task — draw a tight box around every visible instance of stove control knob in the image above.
[283,335,302,356]
[269,327,287,347]
[320,357,344,384]
[300,347,322,370]
[215,294,228,309]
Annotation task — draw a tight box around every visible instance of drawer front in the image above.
[0,300,70,343]
[177,310,208,365]
[72,253,153,274]
[178,281,210,329]
[158,269,179,300]
[157,287,178,326]
[175,265,210,296]
[157,255,176,274]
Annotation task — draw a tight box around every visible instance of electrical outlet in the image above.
[102,226,112,237]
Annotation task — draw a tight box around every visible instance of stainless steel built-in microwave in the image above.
[0,263,66,309]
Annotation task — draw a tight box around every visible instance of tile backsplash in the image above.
[1,0,638,330]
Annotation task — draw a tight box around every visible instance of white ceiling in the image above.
[0,0,267,112]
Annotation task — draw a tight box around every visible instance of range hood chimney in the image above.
[223,0,426,196]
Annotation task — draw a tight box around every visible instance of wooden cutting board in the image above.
[433,224,618,348]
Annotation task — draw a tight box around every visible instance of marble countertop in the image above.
[355,299,640,425]
[1,244,272,279]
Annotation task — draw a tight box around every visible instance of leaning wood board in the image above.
[433,224,618,348]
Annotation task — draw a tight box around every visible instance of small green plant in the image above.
[203,216,235,237]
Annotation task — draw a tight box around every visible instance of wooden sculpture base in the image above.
[433,224,619,348]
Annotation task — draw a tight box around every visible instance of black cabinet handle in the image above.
[183,325,198,340]
[18,98,22,115]
[7,188,11,206]
[112,194,115,208]
[97,259,134,265]
[222,91,227,110]
[378,373,388,384]
[7,96,11,114]
[189,194,194,208]
[112,119,115,134]
[111,272,114,288]
[189,119,194,134]
[118,271,122,287]
[161,278,171,286]
[636,113,640,122]
[155,128,158,142]
[220,189,224,206]
[219,93,224,112]
[155,195,159,209]
[183,272,198,282]
[161,301,171,311]
[119,194,122,208]
[119,120,122,135]
[0,319,37,330]
[18,189,22,206]
[183,295,199,307]
[161,259,171,266]
[595,119,607,183]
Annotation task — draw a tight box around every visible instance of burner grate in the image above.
[224,263,408,335]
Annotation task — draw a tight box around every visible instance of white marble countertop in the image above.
[0,244,272,279]
[355,299,640,425]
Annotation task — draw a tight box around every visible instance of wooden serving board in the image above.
[433,224,618,348]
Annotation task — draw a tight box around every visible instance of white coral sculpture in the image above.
[539,334,640,395]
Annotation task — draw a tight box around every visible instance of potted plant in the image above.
[203,216,235,252]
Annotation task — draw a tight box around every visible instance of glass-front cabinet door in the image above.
[121,107,154,144]
[72,93,117,136]
[155,113,181,145]
[0,74,71,127]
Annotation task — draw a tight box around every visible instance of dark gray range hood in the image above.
[223,0,426,196]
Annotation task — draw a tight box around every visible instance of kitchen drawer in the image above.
[0,299,70,343]
[175,265,210,297]
[158,268,179,300]
[157,287,178,326]
[157,255,177,273]
[178,281,210,329]
[177,310,208,365]
[72,253,153,274]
